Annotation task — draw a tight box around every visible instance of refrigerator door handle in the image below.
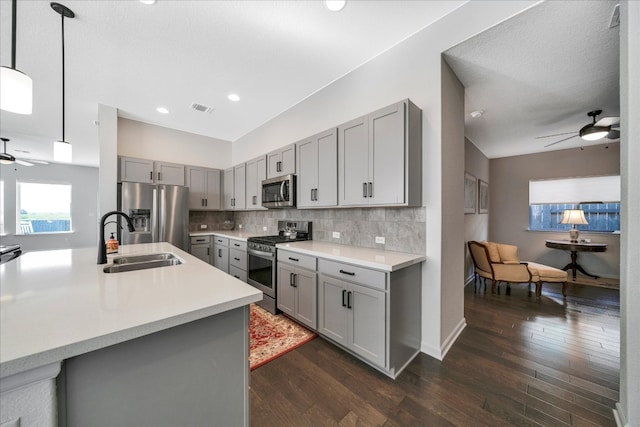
[151,187,158,243]
[159,186,166,242]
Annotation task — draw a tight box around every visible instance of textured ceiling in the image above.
[444,0,620,159]
[0,0,465,166]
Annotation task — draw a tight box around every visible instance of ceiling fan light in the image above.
[53,140,72,163]
[580,126,609,141]
[0,66,33,115]
[0,153,16,165]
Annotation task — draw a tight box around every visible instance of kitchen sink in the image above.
[112,252,180,265]
[103,253,183,273]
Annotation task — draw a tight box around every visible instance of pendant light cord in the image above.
[61,12,66,142]
[11,0,17,69]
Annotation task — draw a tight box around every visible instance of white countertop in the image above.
[189,230,261,241]
[0,242,262,378]
[276,241,425,272]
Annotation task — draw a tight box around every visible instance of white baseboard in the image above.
[613,402,628,427]
[420,317,467,361]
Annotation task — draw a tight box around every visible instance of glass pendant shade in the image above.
[53,140,72,163]
[1,66,33,115]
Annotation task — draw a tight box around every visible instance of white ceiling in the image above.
[444,0,620,159]
[0,0,465,167]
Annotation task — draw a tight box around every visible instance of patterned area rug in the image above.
[250,304,317,370]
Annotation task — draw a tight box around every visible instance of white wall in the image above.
[0,162,98,252]
[232,1,539,358]
[118,118,232,170]
[617,2,640,425]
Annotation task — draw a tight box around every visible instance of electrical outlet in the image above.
[263,226,268,231]
[200,224,207,229]
[332,231,341,239]
[375,236,386,244]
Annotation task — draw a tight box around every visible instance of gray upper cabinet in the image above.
[337,99,421,207]
[296,128,338,208]
[119,156,185,186]
[223,164,246,210]
[267,143,295,179]
[245,155,267,210]
[186,166,221,210]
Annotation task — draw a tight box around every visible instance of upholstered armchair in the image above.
[468,241,568,297]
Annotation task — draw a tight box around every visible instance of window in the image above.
[529,176,620,233]
[17,182,72,234]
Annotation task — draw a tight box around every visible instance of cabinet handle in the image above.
[195,238,206,242]
[314,188,318,201]
[363,182,367,198]
[149,171,153,180]
[310,188,314,201]
[347,291,352,309]
[277,161,282,172]
[288,257,299,262]
[234,275,240,279]
[218,249,222,257]
[234,243,241,247]
[234,257,240,261]
[339,269,355,276]
[342,289,347,307]
[157,172,161,181]
[252,195,257,205]
[368,182,373,198]
[290,272,296,287]
[207,248,210,255]
[232,198,235,207]
[204,198,208,207]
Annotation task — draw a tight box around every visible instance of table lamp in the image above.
[560,209,588,242]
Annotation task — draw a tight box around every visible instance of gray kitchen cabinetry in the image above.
[245,155,267,210]
[317,257,421,378]
[119,156,185,186]
[223,164,246,210]
[213,236,230,273]
[337,99,421,207]
[229,239,247,282]
[190,236,212,264]
[277,249,317,329]
[186,166,221,210]
[296,128,338,208]
[266,143,295,179]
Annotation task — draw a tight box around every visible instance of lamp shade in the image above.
[0,66,33,114]
[560,209,589,225]
[53,140,72,163]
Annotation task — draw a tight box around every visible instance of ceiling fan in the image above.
[0,137,49,167]
[536,110,620,148]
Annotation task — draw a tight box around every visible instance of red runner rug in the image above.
[249,304,317,370]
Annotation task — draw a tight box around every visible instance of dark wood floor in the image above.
[250,282,620,426]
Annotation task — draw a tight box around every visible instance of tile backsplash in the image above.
[190,207,425,255]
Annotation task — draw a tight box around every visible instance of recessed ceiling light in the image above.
[139,0,157,5]
[325,0,346,12]
[156,107,169,114]
[469,110,484,118]
[228,94,240,102]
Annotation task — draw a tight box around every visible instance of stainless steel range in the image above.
[247,220,312,314]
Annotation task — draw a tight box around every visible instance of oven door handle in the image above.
[248,248,274,259]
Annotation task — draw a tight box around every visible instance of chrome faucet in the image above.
[98,210,135,264]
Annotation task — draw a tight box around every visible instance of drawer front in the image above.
[229,239,247,251]
[229,265,247,282]
[278,249,316,271]
[229,248,247,269]
[213,236,229,246]
[318,259,386,291]
[190,236,211,244]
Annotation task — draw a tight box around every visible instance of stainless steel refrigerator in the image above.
[118,182,189,252]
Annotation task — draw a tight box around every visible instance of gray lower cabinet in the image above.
[277,251,317,329]
[229,239,247,282]
[213,236,229,273]
[190,236,211,263]
[317,258,421,378]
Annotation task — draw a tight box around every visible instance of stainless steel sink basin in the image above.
[103,253,183,273]
[112,252,180,265]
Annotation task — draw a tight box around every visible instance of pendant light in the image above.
[0,138,17,164]
[0,0,33,114]
[51,2,74,163]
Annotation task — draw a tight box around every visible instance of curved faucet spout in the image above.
[98,210,136,264]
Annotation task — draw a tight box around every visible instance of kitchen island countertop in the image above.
[0,242,262,378]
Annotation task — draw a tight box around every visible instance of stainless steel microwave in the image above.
[262,174,296,208]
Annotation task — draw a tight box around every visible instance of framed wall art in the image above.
[464,172,477,214]
[478,179,489,214]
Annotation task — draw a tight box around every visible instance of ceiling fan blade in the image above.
[535,131,578,139]
[544,134,579,148]
[23,158,49,165]
[594,116,620,127]
[15,159,34,167]
[607,129,620,140]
